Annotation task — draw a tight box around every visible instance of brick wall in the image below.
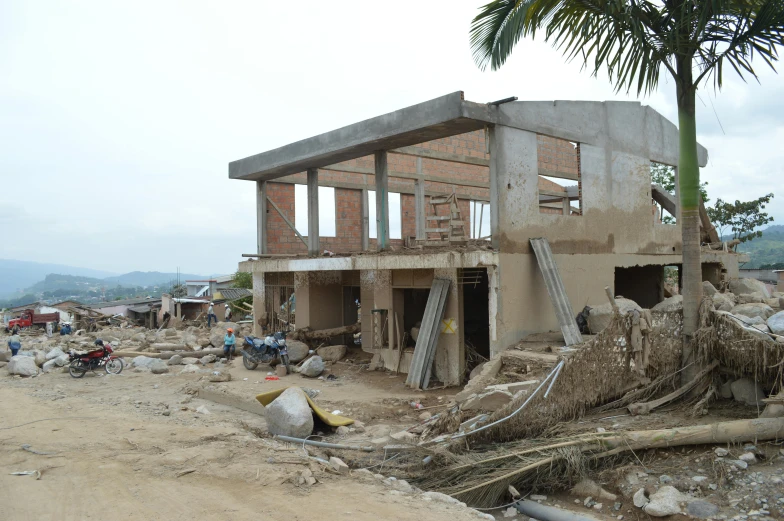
[262,130,579,253]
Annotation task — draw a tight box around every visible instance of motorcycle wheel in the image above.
[282,354,291,374]
[105,358,123,375]
[69,360,87,378]
[243,356,258,370]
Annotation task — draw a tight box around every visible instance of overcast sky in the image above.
[2,1,782,275]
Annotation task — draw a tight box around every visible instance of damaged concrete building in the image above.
[229,91,743,387]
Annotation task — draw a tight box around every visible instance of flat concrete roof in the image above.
[229,91,492,181]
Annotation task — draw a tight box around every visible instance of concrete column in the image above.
[252,271,265,337]
[433,268,464,387]
[488,127,500,249]
[374,151,389,250]
[307,168,319,256]
[294,272,311,329]
[256,181,268,255]
[361,188,370,251]
[415,157,425,241]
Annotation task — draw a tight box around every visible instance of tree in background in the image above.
[233,271,252,289]
[651,163,709,223]
[707,194,775,243]
[470,0,784,387]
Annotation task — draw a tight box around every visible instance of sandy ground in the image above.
[0,362,479,521]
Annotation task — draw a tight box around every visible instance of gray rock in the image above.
[200,354,217,365]
[164,328,178,338]
[702,281,718,296]
[730,278,771,299]
[739,452,757,464]
[633,489,649,508]
[588,298,642,333]
[687,500,719,519]
[181,357,199,365]
[45,348,65,360]
[208,370,231,382]
[462,390,514,411]
[286,340,309,363]
[659,475,673,483]
[42,359,58,373]
[209,323,238,348]
[713,293,734,311]
[180,364,200,374]
[651,295,682,312]
[131,333,146,343]
[263,387,314,438]
[738,292,765,304]
[7,355,38,376]
[730,378,766,406]
[149,359,170,374]
[731,303,775,320]
[767,310,784,335]
[714,447,729,457]
[167,355,183,366]
[34,351,46,367]
[719,380,734,399]
[54,354,69,367]
[299,355,325,377]
[643,486,686,517]
[132,356,158,368]
[316,344,347,362]
[727,459,748,470]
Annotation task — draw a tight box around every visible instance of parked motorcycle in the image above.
[68,339,123,378]
[242,332,290,373]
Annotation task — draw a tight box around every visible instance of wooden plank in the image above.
[266,196,307,246]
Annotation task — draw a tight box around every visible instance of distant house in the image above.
[50,300,83,323]
[739,268,779,284]
[2,302,42,325]
[87,297,162,318]
[185,275,235,297]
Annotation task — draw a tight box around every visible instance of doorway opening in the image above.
[614,265,664,309]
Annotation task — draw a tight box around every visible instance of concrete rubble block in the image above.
[588,298,642,333]
[643,486,687,517]
[208,370,231,382]
[316,344,347,362]
[712,293,734,312]
[651,295,683,312]
[329,456,349,474]
[455,354,503,403]
[767,310,784,335]
[730,278,771,298]
[45,348,65,361]
[730,377,766,406]
[8,355,38,377]
[167,355,183,366]
[286,340,309,363]
[461,389,513,411]
[731,303,775,320]
[702,281,718,296]
[263,387,314,438]
[149,359,170,374]
[181,357,199,365]
[299,356,325,378]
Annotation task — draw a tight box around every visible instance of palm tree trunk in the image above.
[676,60,703,388]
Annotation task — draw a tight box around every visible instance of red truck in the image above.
[6,309,60,331]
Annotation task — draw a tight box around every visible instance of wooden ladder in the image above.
[419,193,467,246]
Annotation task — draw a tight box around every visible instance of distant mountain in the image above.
[0,259,118,297]
[736,225,784,268]
[102,271,208,287]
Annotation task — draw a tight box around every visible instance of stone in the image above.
[198,337,211,348]
[299,356,325,377]
[34,351,47,367]
[54,354,70,367]
[131,333,146,343]
[132,356,158,368]
[336,425,350,436]
[421,491,466,506]
[149,360,170,374]
[727,459,748,470]
[316,344,347,362]
[389,430,418,442]
[651,295,682,312]
[180,364,200,374]
[730,378,766,406]
[393,479,413,493]
[730,278,771,298]
[329,456,349,474]
[687,500,719,519]
[418,411,432,421]
[715,447,729,457]
[659,475,673,483]
[196,405,210,414]
[42,359,58,373]
[632,488,650,508]
[702,281,718,296]
[285,340,309,363]
[200,354,217,365]
[181,357,199,365]
[643,486,686,517]
[713,293,735,312]
[461,390,513,411]
[455,354,503,402]
[738,293,765,304]
[767,310,784,335]
[45,348,65,360]
[264,387,314,438]
[570,478,617,501]
[469,362,486,381]
[731,303,775,320]
[588,298,642,333]
[7,355,38,376]
[208,370,231,382]
[739,452,757,464]
[164,328,178,338]
[167,355,183,366]
[502,506,518,518]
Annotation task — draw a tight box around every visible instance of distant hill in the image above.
[0,259,117,297]
[103,271,207,287]
[735,225,784,268]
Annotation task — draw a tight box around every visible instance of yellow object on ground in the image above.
[256,387,354,427]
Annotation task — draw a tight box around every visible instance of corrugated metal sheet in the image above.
[406,278,451,389]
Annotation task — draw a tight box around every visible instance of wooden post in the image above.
[375,151,389,250]
[415,157,425,241]
[361,188,370,251]
[307,168,319,256]
[256,180,268,254]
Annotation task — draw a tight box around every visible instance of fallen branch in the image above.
[627,360,718,415]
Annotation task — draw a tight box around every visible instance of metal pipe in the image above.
[274,435,376,452]
[515,500,603,521]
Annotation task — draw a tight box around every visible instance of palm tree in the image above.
[470,0,784,383]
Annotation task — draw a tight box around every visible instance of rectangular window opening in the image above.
[469,201,491,239]
[367,190,402,240]
[536,136,581,216]
[294,184,337,237]
[650,161,677,224]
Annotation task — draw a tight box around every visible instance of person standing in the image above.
[223,327,236,361]
[224,304,232,322]
[207,302,217,327]
[46,322,53,338]
[7,332,21,356]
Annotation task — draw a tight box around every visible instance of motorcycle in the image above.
[68,341,123,378]
[242,332,290,374]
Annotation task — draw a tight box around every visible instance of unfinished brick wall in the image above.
[263,130,579,253]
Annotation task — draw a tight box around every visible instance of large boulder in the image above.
[299,356,325,377]
[209,323,239,347]
[53,354,70,367]
[263,387,314,438]
[167,355,183,366]
[45,348,65,361]
[42,359,58,373]
[132,356,157,368]
[149,359,170,374]
[731,303,775,320]
[588,298,642,333]
[767,310,784,335]
[702,281,718,296]
[730,278,770,298]
[712,293,734,312]
[643,486,687,517]
[286,340,309,363]
[8,355,38,376]
[730,378,766,406]
[34,351,47,367]
[181,357,199,365]
[316,345,347,362]
[651,295,682,312]
[737,293,765,304]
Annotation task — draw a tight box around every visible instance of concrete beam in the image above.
[307,168,319,256]
[229,91,487,181]
[390,145,489,167]
[256,181,268,255]
[375,151,389,250]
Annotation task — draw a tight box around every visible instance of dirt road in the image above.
[0,370,479,521]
